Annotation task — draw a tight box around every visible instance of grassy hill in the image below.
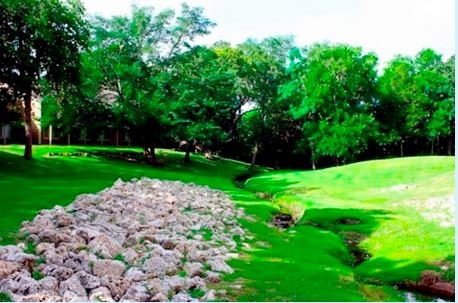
[244,156,454,298]
[0,145,454,301]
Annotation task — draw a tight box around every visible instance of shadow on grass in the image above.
[0,149,33,173]
[301,207,455,295]
[220,202,400,301]
[225,219,369,301]
[355,256,456,301]
[0,146,256,244]
[226,202,453,301]
[300,207,393,235]
[355,257,437,284]
[0,149,108,177]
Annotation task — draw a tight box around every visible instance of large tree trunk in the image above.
[250,142,259,167]
[183,142,192,163]
[23,89,33,160]
[448,120,455,155]
[400,139,404,157]
[310,146,316,170]
[143,143,158,165]
[142,122,159,165]
[447,137,453,155]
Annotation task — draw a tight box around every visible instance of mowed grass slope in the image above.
[0,145,259,244]
[245,156,455,286]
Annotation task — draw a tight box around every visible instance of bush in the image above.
[0,292,13,302]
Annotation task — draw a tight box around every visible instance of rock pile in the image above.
[0,178,247,302]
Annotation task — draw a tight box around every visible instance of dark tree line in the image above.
[0,1,454,168]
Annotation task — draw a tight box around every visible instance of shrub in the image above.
[0,292,13,302]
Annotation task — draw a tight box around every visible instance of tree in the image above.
[81,4,215,164]
[415,51,455,155]
[164,46,237,162]
[288,44,378,167]
[236,36,294,167]
[376,56,414,156]
[429,55,455,155]
[408,49,443,152]
[278,46,313,167]
[210,43,254,161]
[377,49,454,156]
[0,0,88,159]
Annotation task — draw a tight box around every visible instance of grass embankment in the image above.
[0,145,263,244]
[245,157,455,293]
[0,145,454,301]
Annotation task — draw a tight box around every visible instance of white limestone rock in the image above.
[88,233,123,259]
[93,259,126,278]
[142,256,168,278]
[0,260,20,279]
[123,267,145,282]
[89,286,113,302]
[119,283,150,302]
[74,270,101,290]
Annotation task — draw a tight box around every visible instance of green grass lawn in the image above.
[0,145,454,301]
[0,144,261,244]
[245,156,455,289]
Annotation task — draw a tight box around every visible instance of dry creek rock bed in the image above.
[0,178,249,302]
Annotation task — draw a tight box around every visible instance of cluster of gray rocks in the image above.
[0,178,247,302]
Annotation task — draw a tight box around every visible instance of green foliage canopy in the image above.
[287,43,379,165]
[0,0,88,158]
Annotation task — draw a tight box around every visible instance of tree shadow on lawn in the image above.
[355,256,455,301]
[223,206,396,301]
[0,148,210,181]
[0,149,109,177]
[226,204,453,301]
[304,207,455,299]
[355,257,443,285]
[0,149,34,174]
[0,147,260,244]
[299,207,394,236]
